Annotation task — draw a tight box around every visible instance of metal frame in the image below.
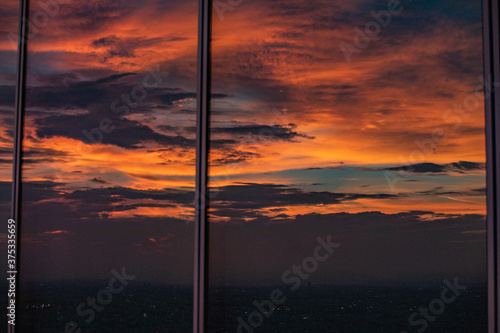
[10,0,29,332]
[484,0,500,332]
[193,0,211,332]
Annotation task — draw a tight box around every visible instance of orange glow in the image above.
[14,0,486,226]
[42,230,70,235]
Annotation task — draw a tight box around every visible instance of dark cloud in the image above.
[159,91,196,105]
[20,181,65,204]
[24,147,70,158]
[383,161,485,174]
[89,72,138,85]
[66,186,193,205]
[24,73,199,149]
[90,35,186,62]
[311,84,358,98]
[306,163,345,170]
[208,209,486,286]
[210,149,260,165]
[90,177,108,184]
[13,179,487,285]
[18,181,195,232]
[211,124,314,142]
[417,186,486,197]
[172,123,311,152]
[25,74,124,109]
[0,85,15,106]
[26,72,194,111]
[17,181,397,230]
[35,113,195,149]
[209,183,398,215]
[92,35,120,47]
[56,0,138,32]
[158,90,227,106]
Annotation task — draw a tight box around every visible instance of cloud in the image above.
[66,185,193,205]
[383,161,485,174]
[210,149,260,165]
[26,73,131,109]
[0,85,15,106]
[159,90,196,106]
[25,72,198,150]
[417,186,486,197]
[208,209,486,285]
[35,113,196,149]
[91,35,187,62]
[209,182,398,213]
[90,177,108,184]
[54,0,138,32]
[13,178,487,285]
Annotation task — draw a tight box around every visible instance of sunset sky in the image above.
[0,0,17,228]
[208,0,487,286]
[0,0,488,286]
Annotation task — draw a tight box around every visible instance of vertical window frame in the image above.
[193,0,211,333]
[483,0,500,332]
[10,0,30,332]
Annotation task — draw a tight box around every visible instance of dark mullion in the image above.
[483,0,500,332]
[193,0,211,332]
[9,0,29,332]
[492,0,500,332]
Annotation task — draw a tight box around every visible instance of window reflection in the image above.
[18,0,198,331]
[208,0,487,332]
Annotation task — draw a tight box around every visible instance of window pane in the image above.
[19,1,198,331]
[208,0,487,332]
[0,0,19,330]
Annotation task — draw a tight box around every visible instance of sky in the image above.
[207,0,487,286]
[0,0,488,287]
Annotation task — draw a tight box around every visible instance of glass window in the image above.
[208,0,487,331]
[18,0,198,331]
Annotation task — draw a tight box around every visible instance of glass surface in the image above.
[18,0,198,331]
[208,0,487,332]
[0,0,19,330]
